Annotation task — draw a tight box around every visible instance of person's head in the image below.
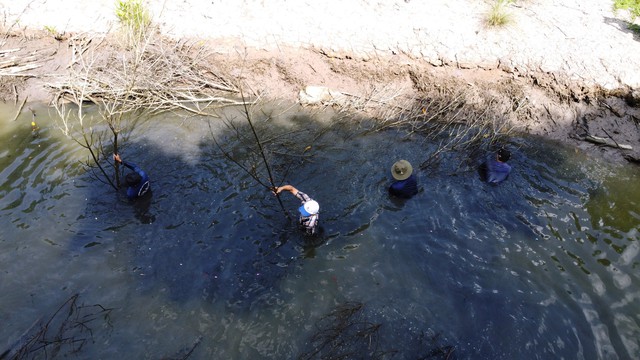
[299,200,319,217]
[391,160,413,180]
[497,148,511,162]
[125,172,142,187]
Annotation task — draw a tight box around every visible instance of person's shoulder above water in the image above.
[113,153,151,199]
[389,159,418,199]
[485,148,512,184]
[273,184,320,235]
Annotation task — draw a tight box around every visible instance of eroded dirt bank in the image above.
[1,30,640,164]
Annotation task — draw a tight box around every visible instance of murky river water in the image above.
[1,101,638,359]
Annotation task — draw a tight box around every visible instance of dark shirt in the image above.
[294,190,319,235]
[122,161,150,200]
[389,174,418,199]
[486,155,511,184]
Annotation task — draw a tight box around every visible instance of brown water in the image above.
[1,101,639,359]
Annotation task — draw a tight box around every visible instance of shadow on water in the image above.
[1,100,639,359]
[68,127,307,309]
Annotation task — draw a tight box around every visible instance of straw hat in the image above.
[391,160,413,180]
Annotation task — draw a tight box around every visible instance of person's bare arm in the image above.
[274,184,298,195]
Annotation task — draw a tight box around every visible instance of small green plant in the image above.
[613,0,640,34]
[44,25,56,34]
[43,25,64,40]
[613,0,640,20]
[115,0,151,36]
[486,0,514,27]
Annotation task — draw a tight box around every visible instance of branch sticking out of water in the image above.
[1,293,113,360]
[49,30,246,193]
[207,91,291,220]
[298,301,391,360]
[238,89,289,217]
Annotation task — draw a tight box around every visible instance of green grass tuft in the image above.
[613,0,640,20]
[115,0,151,37]
[613,0,640,35]
[486,0,514,27]
[44,25,57,34]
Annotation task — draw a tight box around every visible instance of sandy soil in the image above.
[1,0,640,163]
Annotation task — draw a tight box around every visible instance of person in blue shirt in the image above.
[113,153,151,200]
[485,148,512,184]
[274,184,320,235]
[389,159,418,199]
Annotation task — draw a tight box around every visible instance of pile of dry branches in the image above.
[47,33,242,117]
[310,70,526,171]
[46,30,249,190]
[0,41,45,110]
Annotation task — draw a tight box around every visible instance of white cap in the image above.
[299,200,319,216]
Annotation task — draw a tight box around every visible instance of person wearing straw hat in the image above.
[485,147,512,184]
[274,184,320,235]
[389,160,418,199]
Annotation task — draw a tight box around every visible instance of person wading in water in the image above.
[273,184,320,235]
[113,154,151,200]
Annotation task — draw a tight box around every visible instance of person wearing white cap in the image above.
[389,159,418,199]
[274,184,320,235]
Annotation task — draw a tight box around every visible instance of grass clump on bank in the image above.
[613,0,640,34]
[613,0,640,19]
[486,0,514,27]
[115,0,151,42]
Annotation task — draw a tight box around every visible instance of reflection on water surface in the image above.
[0,102,638,359]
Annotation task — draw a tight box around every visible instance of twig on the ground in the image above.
[601,127,623,148]
[12,84,18,105]
[583,134,632,150]
[600,100,623,117]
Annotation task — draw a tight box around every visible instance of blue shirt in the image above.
[486,155,511,184]
[122,161,150,200]
[389,174,418,199]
